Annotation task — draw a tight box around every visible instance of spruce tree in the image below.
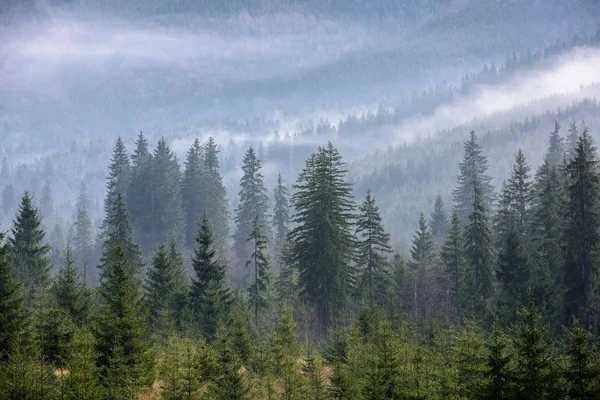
[103,137,130,233]
[10,191,52,303]
[507,149,532,238]
[233,146,270,280]
[563,319,600,399]
[272,172,290,254]
[529,157,565,297]
[514,300,554,399]
[272,305,304,399]
[463,182,494,313]
[563,130,600,328]
[0,231,25,362]
[496,221,531,324]
[355,190,392,305]
[453,318,486,399]
[202,137,230,252]
[482,318,515,400]
[51,245,87,324]
[73,183,94,269]
[95,243,152,394]
[63,327,103,400]
[409,213,435,319]
[211,324,249,400]
[440,211,465,318]
[548,120,564,164]
[566,122,580,161]
[288,143,356,330]
[429,194,448,247]
[452,131,495,225]
[182,138,205,248]
[127,131,153,250]
[363,319,402,400]
[247,216,272,327]
[147,137,185,251]
[304,345,326,400]
[190,214,232,341]
[99,193,144,278]
[39,180,54,225]
[144,241,189,334]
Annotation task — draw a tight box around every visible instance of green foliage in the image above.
[0,231,25,362]
[429,194,448,247]
[563,319,600,399]
[52,245,88,324]
[272,172,290,253]
[10,191,52,304]
[95,243,153,395]
[288,143,356,330]
[409,213,435,320]
[440,211,465,319]
[103,137,131,232]
[247,216,273,327]
[452,130,495,225]
[563,129,600,328]
[355,190,392,305]
[190,214,232,342]
[62,327,103,400]
[482,318,515,400]
[234,146,270,280]
[463,182,494,314]
[145,240,190,335]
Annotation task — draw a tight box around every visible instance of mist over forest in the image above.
[1,1,600,399]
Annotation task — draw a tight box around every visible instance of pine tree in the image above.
[566,122,580,161]
[452,131,495,225]
[355,190,392,305]
[409,213,435,319]
[363,319,402,400]
[563,130,600,328]
[529,157,565,292]
[0,231,25,362]
[453,318,486,399]
[51,245,87,324]
[63,327,103,400]
[563,319,600,399]
[190,214,232,341]
[272,172,290,254]
[440,211,465,318]
[272,305,304,400]
[463,182,494,313]
[277,240,297,305]
[103,137,130,233]
[145,242,189,334]
[99,193,144,278]
[95,243,152,394]
[10,191,52,303]
[146,137,185,251]
[303,345,326,400]
[288,144,356,330]
[127,131,153,250]
[202,137,230,252]
[182,138,205,248]
[233,146,270,280]
[507,150,532,238]
[211,324,249,400]
[496,221,531,324]
[482,318,515,400]
[548,120,564,164]
[429,194,448,247]
[247,216,272,327]
[514,300,554,399]
[73,183,94,269]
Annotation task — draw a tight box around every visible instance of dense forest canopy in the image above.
[1,1,600,399]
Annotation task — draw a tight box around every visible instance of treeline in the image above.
[1,123,600,398]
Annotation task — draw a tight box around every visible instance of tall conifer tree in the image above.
[103,137,130,232]
[247,216,272,327]
[563,130,600,328]
[288,143,356,330]
[182,138,205,248]
[452,131,495,225]
[272,172,290,254]
[190,214,232,341]
[0,231,25,362]
[10,191,51,303]
[203,137,230,252]
[233,146,270,280]
[430,194,448,247]
[355,190,392,305]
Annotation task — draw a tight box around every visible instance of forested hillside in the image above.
[2,1,600,399]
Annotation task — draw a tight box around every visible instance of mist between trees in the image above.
[1,122,600,399]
